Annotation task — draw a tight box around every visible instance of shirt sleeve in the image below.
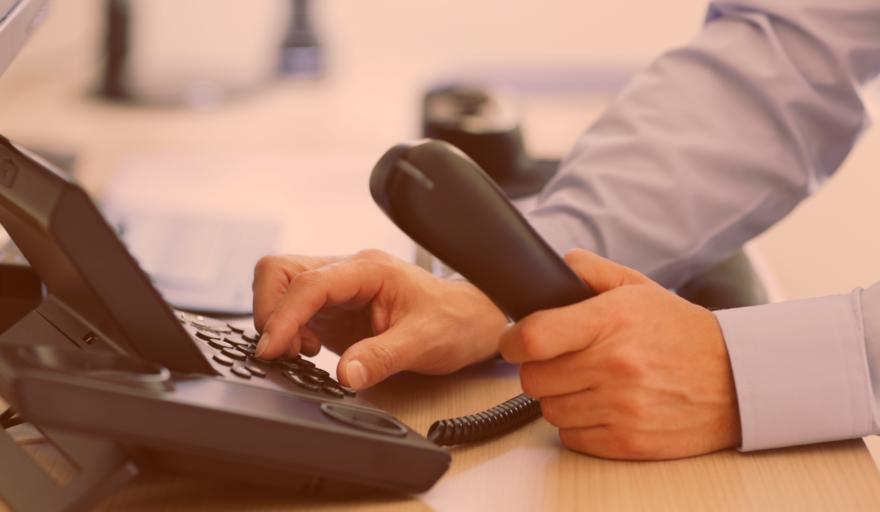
[522,1,880,450]
[526,0,880,289]
[716,289,879,450]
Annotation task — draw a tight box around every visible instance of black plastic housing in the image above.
[370,139,594,321]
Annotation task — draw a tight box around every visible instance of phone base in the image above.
[0,424,138,512]
[0,301,450,503]
[0,306,139,512]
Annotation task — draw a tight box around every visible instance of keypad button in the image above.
[240,345,256,357]
[231,365,252,379]
[244,365,266,378]
[296,358,316,369]
[227,323,246,334]
[207,338,235,350]
[224,336,250,348]
[306,367,329,379]
[195,330,220,341]
[281,359,305,372]
[221,348,248,361]
[304,373,325,384]
[212,354,234,366]
[321,383,345,398]
[283,370,321,391]
[241,331,260,343]
[339,386,357,397]
[191,321,232,334]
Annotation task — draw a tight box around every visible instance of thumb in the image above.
[336,330,416,390]
[564,249,648,293]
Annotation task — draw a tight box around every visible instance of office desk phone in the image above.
[0,136,449,511]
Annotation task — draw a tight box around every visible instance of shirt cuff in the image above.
[715,291,875,451]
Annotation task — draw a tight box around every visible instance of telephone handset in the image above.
[370,139,596,445]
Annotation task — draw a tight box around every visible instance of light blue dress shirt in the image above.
[525,0,880,450]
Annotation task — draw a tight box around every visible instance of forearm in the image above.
[527,0,879,289]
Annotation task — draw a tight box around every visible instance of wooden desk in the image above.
[4,360,880,511]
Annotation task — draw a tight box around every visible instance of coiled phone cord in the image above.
[427,393,541,446]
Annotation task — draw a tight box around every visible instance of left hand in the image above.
[499,249,741,460]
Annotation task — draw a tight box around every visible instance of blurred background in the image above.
[1,0,877,303]
[0,0,879,461]
[0,0,877,324]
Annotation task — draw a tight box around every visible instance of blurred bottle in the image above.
[98,0,289,107]
[278,0,323,78]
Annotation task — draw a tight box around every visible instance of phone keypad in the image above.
[176,312,356,400]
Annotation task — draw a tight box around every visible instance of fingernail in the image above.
[255,333,270,358]
[345,360,368,389]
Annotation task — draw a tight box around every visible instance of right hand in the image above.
[252,249,509,390]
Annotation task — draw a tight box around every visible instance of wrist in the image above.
[452,280,509,362]
[698,305,743,450]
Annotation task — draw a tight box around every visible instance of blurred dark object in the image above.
[0,262,42,334]
[677,250,769,310]
[96,1,282,107]
[99,0,131,101]
[421,84,557,199]
[279,0,322,77]
[0,145,66,330]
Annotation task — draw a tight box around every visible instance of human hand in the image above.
[252,249,508,390]
[499,249,741,460]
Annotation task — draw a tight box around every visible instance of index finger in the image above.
[499,292,615,364]
[252,254,340,331]
[255,258,391,360]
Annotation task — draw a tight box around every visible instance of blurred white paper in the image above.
[101,150,414,313]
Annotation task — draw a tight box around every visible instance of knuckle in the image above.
[291,268,322,287]
[352,250,397,277]
[254,255,281,277]
[609,307,636,330]
[606,355,635,378]
[606,349,646,380]
[518,363,543,397]
[630,269,650,283]
[355,248,391,263]
[616,392,650,422]
[539,399,563,426]
[518,318,548,360]
[611,432,656,459]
